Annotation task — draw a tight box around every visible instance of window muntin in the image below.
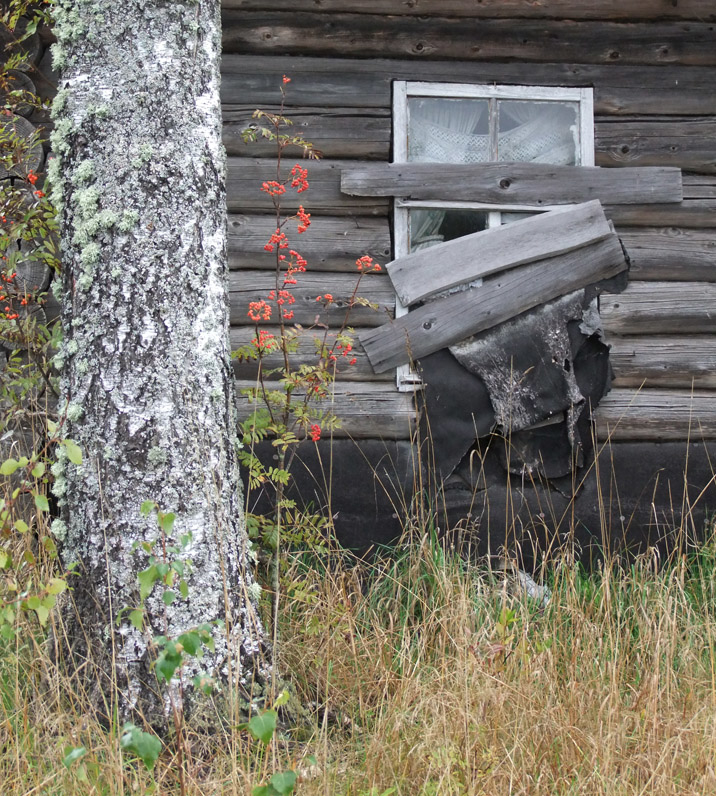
[393,82,595,389]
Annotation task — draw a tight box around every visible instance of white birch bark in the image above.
[50,0,268,724]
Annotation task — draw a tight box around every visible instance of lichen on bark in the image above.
[52,0,269,727]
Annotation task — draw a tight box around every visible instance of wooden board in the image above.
[361,234,628,372]
[220,55,716,116]
[230,326,390,382]
[604,200,716,228]
[235,379,416,439]
[610,336,716,390]
[222,13,716,67]
[342,163,683,205]
[595,388,716,440]
[683,175,716,198]
[222,1,716,21]
[229,270,394,327]
[615,227,716,281]
[227,214,391,272]
[387,201,612,306]
[600,281,716,335]
[223,106,390,160]
[595,118,716,174]
[226,158,389,215]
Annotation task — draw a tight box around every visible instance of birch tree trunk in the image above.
[50,0,268,726]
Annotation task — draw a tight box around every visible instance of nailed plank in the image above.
[227,214,391,272]
[220,55,716,116]
[226,158,389,215]
[616,227,716,281]
[342,163,683,205]
[605,199,716,228]
[600,281,716,335]
[360,234,627,372]
[595,388,716,440]
[223,106,390,160]
[610,336,716,390]
[388,201,612,307]
[222,0,716,20]
[222,13,716,67]
[228,270,393,328]
[230,326,390,382]
[235,380,415,439]
[595,118,716,174]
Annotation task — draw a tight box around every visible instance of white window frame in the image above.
[392,81,595,390]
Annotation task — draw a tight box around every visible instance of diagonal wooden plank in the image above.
[341,162,683,205]
[387,200,611,306]
[360,234,628,373]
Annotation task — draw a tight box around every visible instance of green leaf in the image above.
[31,461,45,478]
[46,578,67,595]
[270,770,297,795]
[138,565,158,601]
[120,723,162,770]
[129,609,144,630]
[252,787,272,796]
[14,519,28,534]
[158,512,175,534]
[0,458,19,476]
[35,604,50,626]
[63,440,82,466]
[0,550,9,569]
[155,643,182,683]
[274,689,290,708]
[156,562,170,578]
[178,631,201,656]
[179,579,189,599]
[140,500,155,516]
[34,493,49,512]
[248,710,277,744]
[161,590,176,606]
[46,419,58,435]
[62,746,87,769]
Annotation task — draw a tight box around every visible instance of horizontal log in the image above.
[228,270,394,327]
[226,158,389,215]
[235,379,416,439]
[605,200,716,228]
[223,106,390,160]
[595,118,716,174]
[227,214,391,272]
[222,0,716,20]
[361,235,628,372]
[600,281,716,335]
[221,55,716,116]
[342,163,683,205]
[595,388,716,440]
[222,13,716,67]
[388,201,612,306]
[230,326,391,382]
[615,227,716,281]
[610,336,716,389]
[683,175,716,198]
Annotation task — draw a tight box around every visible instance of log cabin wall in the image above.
[222,2,716,555]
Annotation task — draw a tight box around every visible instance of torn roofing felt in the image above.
[360,200,631,486]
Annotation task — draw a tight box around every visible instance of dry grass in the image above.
[3,525,716,795]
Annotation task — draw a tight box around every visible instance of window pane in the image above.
[409,209,489,251]
[497,100,579,165]
[408,98,490,163]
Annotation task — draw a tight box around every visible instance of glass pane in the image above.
[408,98,490,163]
[409,209,489,252]
[497,100,579,165]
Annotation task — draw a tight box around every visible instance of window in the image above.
[392,82,594,389]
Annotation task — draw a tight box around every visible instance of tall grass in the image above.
[3,519,716,795]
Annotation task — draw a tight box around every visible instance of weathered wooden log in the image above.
[600,281,716,335]
[606,199,716,228]
[222,12,716,67]
[342,163,683,205]
[610,336,716,390]
[595,388,716,440]
[0,115,43,178]
[227,214,391,272]
[683,175,716,198]
[223,106,390,160]
[387,201,613,307]
[228,270,394,327]
[361,234,628,373]
[615,227,716,281]
[226,158,389,215]
[595,118,716,174]
[230,326,389,382]
[222,0,716,20]
[220,55,716,116]
[235,379,416,439]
